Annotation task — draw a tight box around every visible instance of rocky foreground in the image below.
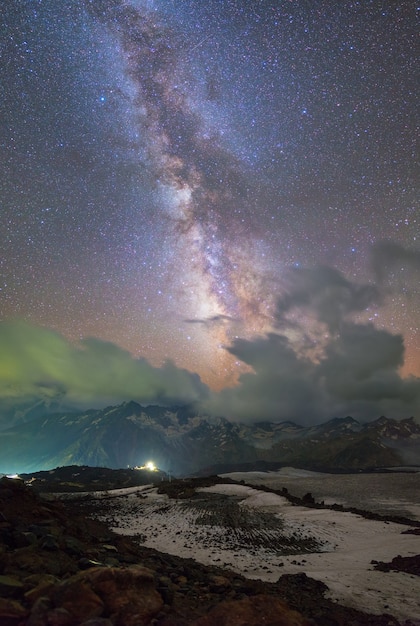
[0,476,417,626]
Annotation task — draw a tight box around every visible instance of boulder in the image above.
[51,580,104,622]
[0,574,24,598]
[191,594,313,626]
[50,565,163,626]
[208,574,231,592]
[0,597,28,626]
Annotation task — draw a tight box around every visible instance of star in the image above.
[0,0,418,420]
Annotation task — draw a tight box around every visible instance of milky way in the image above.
[0,1,418,413]
[82,0,280,383]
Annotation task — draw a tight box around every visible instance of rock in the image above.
[80,617,114,626]
[0,488,14,500]
[302,492,315,505]
[27,596,53,626]
[40,534,60,551]
[175,574,188,585]
[78,557,106,569]
[191,594,313,626]
[3,545,74,577]
[24,573,58,588]
[0,525,13,548]
[373,553,420,576]
[51,580,104,622]
[28,524,51,538]
[101,544,118,552]
[17,531,38,547]
[157,576,174,605]
[208,574,232,592]
[64,535,85,555]
[44,607,74,626]
[0,597,28,626]
[24,576,58,605]
[0,574,25,598]
[102,557,120,568]
[80,565,163,626]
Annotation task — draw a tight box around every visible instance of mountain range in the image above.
[0,401,419,475]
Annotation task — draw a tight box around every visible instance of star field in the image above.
[0,1,419,420]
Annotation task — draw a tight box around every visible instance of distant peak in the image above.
[122,400,142,409]
[327,416,359,425]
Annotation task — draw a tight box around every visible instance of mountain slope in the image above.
[0,402,418,474]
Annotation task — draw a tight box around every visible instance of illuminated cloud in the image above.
[275,265,380,333]
[2,260,419,428]
[205,266,420,424]
[0,320,209,424]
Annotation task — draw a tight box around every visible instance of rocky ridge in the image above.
[1,401,419,475]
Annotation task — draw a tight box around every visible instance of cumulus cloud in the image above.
[205,322,420,425]
[2,259,419,428]
[275,265,379,333]
[318,322,419,416]
[205,333,325,423]
[204,265,420,424]
[0,320,209,426]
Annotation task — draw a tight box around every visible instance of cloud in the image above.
[275,265,379,332]
[371,241,420,286]
[184,314,238,327]
[204,265,420,424]
[205,322,420,425]
[318,322,420,415]
[2,261,419,428]
[205,333,325,423]
[0,320,209,425]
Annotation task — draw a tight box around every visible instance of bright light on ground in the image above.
[135,461,158,472]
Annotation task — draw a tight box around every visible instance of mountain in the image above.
[0,396,72,431]
[0,401,419,475]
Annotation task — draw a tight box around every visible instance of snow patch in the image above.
[75,481,420,624]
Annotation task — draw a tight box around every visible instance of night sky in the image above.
[1,0,419,424]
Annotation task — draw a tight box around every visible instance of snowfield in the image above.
[68,475,420,624]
